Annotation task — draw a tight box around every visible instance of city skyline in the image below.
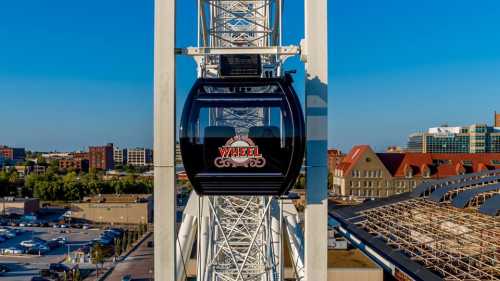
[1,0,500,152]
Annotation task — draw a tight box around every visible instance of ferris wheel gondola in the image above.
[180,75,305,195]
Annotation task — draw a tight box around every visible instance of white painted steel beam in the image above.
[154,0,177,280]
[177,46,299,56]
[176,215,197,281]
[304,0,329,280]
[283,201,305,280]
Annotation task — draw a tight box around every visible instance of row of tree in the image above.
[23,172,153,201]
[92,224,148,277]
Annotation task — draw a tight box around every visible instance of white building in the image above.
[127,148,153,166]
[113,147,127,166]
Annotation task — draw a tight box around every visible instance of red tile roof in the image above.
[337,145,500,179]
[337,145,372,175]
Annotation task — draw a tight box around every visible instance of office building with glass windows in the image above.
[407,124,500,153]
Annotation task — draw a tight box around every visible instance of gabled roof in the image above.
[336,145,372,175]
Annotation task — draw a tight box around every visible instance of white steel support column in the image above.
[304,0,328,280]
[154,0,176,280]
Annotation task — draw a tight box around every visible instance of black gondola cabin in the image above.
[180,76,305,195]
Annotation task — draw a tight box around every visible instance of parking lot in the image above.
[0,226,103,281]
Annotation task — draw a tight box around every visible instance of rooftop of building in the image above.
[330,170,500,281]
[80,194,152,203]
[337,145,500,178]
[0,197,39,203]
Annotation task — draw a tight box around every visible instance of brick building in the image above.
[0,146,26,162]
[89,143,114,171]
[328,149,344,175]
[333,145,500,198]
[495,111,500,127]
[59,158,89,172]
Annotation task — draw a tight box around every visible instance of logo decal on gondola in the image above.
[215,135,266,168]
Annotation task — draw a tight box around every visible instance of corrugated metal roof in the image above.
[411,169,500,198]
[478,194,500,216]
[428,175,500,202]
[451,183,500,208]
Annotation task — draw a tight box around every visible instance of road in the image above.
[105,234,154,281]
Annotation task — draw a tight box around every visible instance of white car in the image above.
[19,223,26,227]
[52,236,67,245]
[20,240,37,248]
[4,247,24,255]
[3,231,16,238]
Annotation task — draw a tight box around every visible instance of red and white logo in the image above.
[215,135,266,168]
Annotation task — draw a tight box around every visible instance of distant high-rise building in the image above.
[407,124,500,153]
[127,148,153,166]
[89,143,114,171]
[113,147,128,166]
[495,111,500,127]
[0,146,26,162]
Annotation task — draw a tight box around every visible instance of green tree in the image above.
[91,243,105,277]
[115,238,122,256]
[73,268,81,281]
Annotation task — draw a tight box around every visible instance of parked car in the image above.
[20,240,38,248]
[51,236,67,245]
[0,264,9,273]
[33,238,47,244]
[47,240,60,249]
[19,223,26,227]
[49,263,69,273]
[27,244,50,254]
[121,274,132,281]
[4,231,16,238]
[31,277,49,281]
[4,246,24,255]
[82,224,90,230]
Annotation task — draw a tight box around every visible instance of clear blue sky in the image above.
[1,0,499,152]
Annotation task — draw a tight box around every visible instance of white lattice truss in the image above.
[352,198,500,281]
[208,196,279,281]
[206,0,276,48]
[196,2,286,280]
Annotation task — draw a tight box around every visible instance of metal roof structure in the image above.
[330,171,500,281]
[428,175,500,202]
[479,194,500,216]
[451,183,500,208]
[411,169,500,197]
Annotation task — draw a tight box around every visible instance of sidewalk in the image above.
[83,232,152,281]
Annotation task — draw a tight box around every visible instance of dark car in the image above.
[31,277,49,281]
[47,240,60,249]
[49,263,69,273]
[147,241,154,248]
[39,269,51,277]
[0,264,10,273]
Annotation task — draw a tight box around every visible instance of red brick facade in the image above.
[89,144,114,171]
